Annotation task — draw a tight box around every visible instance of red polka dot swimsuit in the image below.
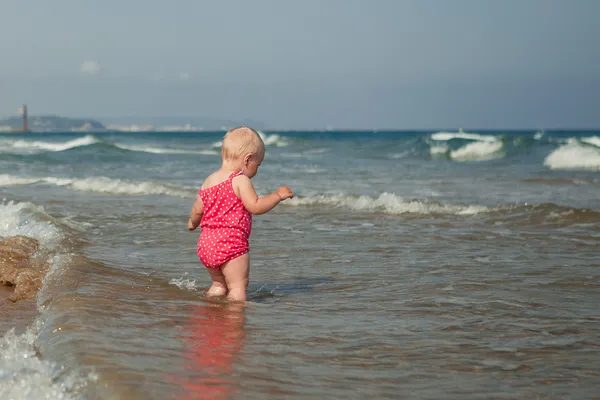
[196,170,252,270]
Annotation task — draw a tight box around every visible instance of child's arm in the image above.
[188,195,204,231]
[234,175,292,215]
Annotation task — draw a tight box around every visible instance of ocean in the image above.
[0,129,598,399]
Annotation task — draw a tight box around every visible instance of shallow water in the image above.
[1,130,599,399]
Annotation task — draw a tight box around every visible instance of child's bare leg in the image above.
[221,254,249,302]
[206,267,228,297]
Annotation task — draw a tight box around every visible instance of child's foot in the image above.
[206,268,228,297]
[226,287,247,302]
[206,285,227,297]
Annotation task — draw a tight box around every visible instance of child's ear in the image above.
[244,153,253,166]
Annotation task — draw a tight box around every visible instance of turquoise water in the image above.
[0,129,599,399]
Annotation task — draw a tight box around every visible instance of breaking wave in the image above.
[0,324,85,400]
[0,135,100,154]
[450,140,505,161]
[581,136,600,148]
[428,131,505,161]
[430,131,498,142]
[0,135,219,156]
[544,141,600,171]
[112,144,218,155]
[0,201,64,251]
[0,174,195,198]
[0,201,70,302]
[0,201,89,399]
[286,193,488,215]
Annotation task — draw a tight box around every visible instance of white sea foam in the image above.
[169,274,200,291]
[429,143,449,156]
[450,140,505,161]
[0,174,40,186]
[286,193,488,215]
[429,131,504,161]
[258,131,288,147]
[0,175,195,198]
[581,136,600,148]
[0,202,90,399]
[113,143,218,155]
[430,131,498,142]
[544,142,600,171]
[3,135,100,154]
[0,201,63,250]
[0,135,220,156]
[0,325,84,400]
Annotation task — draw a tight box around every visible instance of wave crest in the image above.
[1,135,100,154]
[113,143,218,155]
[0,325,84,399]
[0,201,68,303]
[430,131,498,142]
[450,140,505,161]
[286,193,488,215]
[544,142,600,171]
[0,175,195,198]
[428,131,505,161]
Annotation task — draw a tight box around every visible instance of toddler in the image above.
[188,126,293,301]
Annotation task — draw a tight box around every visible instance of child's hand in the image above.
[276,186,293,201]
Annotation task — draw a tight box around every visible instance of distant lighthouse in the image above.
[20,105,29,132]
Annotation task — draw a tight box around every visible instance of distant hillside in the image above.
[0,115,106,132]
[0,115,266,132]
[102,116,265,131]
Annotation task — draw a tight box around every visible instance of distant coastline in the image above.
[0,115,263,133]
[1,115,598,133]
[0,115,106,133]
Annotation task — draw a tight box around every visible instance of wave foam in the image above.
[0,135,220,156]
[544,142,600,171]
[0,325,85,400]
[287,193,488,215]
[0,175,195,198]
[428,131,505,161]
[0,200,73,302]
[430,131,498,142]
[0,201,63,250]
[113,143,218,155]
[258,131,288,147]
[534,131,544,140]
[3,135,100,154]
[0,202,90,397]
[169,274,200,291]
[450,141,505,161]
[429,143,449,156]
[581,136,600,148]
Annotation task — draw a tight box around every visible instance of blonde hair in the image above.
[221,126,265,161]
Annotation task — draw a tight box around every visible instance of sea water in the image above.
[0,130,599,399]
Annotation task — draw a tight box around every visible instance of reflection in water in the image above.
[177,302,246,400]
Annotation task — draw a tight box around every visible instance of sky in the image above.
[1,0,599,129]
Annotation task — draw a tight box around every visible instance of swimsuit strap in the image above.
[228,170,245,180]
[199,170,244,195]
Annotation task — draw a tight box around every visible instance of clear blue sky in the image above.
[1,0,599,129]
